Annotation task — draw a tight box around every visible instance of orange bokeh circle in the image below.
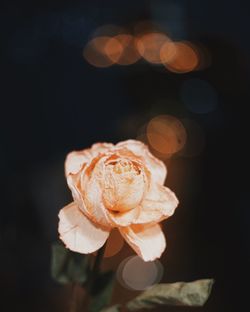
[83,36,120,68]
[147,115,187,156]
[106,34,141,65]
[163,41,199,73]
[136,32,171,64]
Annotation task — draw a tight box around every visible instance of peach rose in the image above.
[58,140,178,261]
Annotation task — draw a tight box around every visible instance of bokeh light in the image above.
[159,41,177,64]
[104,229,124,258]
[180,119,206,157]
[146,115,187,157]
[83,36,119,68]
[83,23,208,72]
[104,37,124,64]
[163,41,199,73]
[136,32,171,64]
[116,256,163,290]
[180,78,218,114]
[106,34,141,65]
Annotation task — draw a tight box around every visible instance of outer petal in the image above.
[107,206,141,227]
[119,223,166,261]
[116,140,167,185]
[65,152,89,176]
[65,143,113,176]
[68,172,112,227]
[58,202,110,254]
[66,153,114,228]
[134,184,179,224]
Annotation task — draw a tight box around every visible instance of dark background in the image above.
[1,0,249,311]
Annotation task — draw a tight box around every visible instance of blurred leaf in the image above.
[89,271,115,312]
[126,279,214,311]
[51,242,89,285]
[100,304,121,312]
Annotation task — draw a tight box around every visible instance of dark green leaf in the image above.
[126,279,214,311]
[89,271,115,312]
[51,242,89,285]
[100,304,121,312]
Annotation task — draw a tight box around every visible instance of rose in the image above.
[58,140,178,261]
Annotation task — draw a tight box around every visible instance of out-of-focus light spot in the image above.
[104,229,124,258]
[116,256,163,290]
[180,79,218,114]
[136,32,171,64]
[160,41,177,64]
[147,115,187,157]
[180,119,206,157]
[104,37,124,64]
[163,41,199,73]
[83,36,118,67]
[106,34,141,65]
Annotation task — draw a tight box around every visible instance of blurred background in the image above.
[1,0,250,311]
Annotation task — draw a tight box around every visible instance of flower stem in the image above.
[69,283,78,312]
[87,242,107,292]
[69,245,107,312]
[92,243,106,275]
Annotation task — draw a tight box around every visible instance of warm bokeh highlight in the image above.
[163,41,200,73]
[147,115,187,157]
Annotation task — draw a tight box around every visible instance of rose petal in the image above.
[58,202,110,254]
[65,143,113,176]
[116,140,167,185]
[81,169,115,227]
[80,154,142,227]
[85,172,141,227]
[66,155,113,228]
[65,152,89,176]
[107,206,141,227]
[134,184,178,224]
[119,223,166,261]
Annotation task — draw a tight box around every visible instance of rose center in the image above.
[102,158,146,212]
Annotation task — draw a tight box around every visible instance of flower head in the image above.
[58,140,178,261]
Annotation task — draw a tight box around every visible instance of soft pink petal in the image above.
[119,223,166,261]
[79,154,141,227]
[107,206,141,227]
[84,171,141,227]
[102,157,146,212]
[116,140,167,185]
[81,169,115,227]
[134,184,179,224]
[91,142,114,154]
[58,202,110,254]
[65,143,113,176]
[65,152,89,176]
[66,174,98,223]
[66,155,113,228]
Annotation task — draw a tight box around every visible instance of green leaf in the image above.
[100,304,121,312]
[126,279,214,311]
[89,271,115,312]
[51,242,89,285]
